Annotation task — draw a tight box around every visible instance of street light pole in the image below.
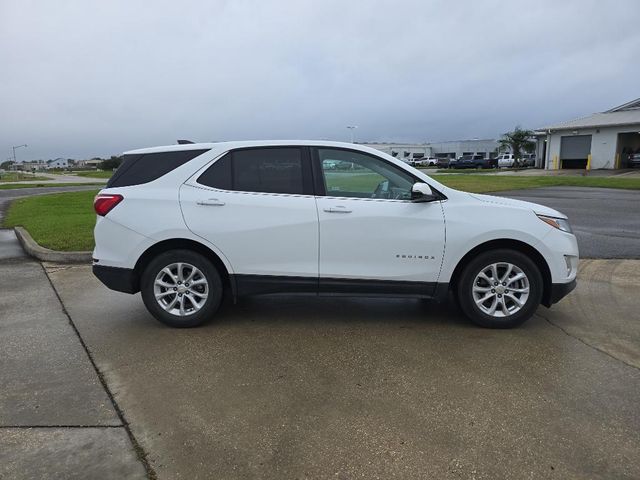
[12,144,27,163]
[346,126,358,143]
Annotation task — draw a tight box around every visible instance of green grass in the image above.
[3,190,99,251]
[0,172,49,182]
[430,167,528,174]
[73,170,114,179]
[431,175,640,193]
[324,171,384,193]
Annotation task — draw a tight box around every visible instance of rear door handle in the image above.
[323,206,352,213]
[197,198,226,206]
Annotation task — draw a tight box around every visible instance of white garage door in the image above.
[560,135,591,169]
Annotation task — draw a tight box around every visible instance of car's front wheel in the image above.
[140,249,223,328]
[457,249,543,328]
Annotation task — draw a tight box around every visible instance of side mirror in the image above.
[411,182,437,203]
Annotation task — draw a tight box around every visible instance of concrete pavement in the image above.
[1,183,639,478]
[42,261,640,480]
[0,258,147,479]
[542,259,640,369]
[0,230,25,261]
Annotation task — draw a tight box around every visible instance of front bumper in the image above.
[542,279,577,307]
[93,264,139,294]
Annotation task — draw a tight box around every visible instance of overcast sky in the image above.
[1,0,639,160]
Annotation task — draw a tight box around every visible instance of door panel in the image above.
[313,147,446,286]
[316,197,445,283]
[180,184,319,276]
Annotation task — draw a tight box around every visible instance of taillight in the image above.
[94,194,123,216]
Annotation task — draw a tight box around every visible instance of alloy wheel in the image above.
[153,262,209,316]
[472,262,530,317]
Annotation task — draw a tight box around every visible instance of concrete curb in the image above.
[14,226,92,264]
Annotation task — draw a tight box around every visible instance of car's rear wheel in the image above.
[140,249,223,328]
[457,249,543,328]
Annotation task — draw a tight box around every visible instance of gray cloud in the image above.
[1,0,639,160]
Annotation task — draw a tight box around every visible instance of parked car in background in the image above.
[522,154,536,167]
[451,154,493,169]
[437,157,452,168]
[497,153,516,168]
[497,153,535,168]
[630,153,640,168]
[414,156,438,167]
[92,140,578,329]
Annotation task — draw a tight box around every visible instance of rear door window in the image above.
[197,147,312,195]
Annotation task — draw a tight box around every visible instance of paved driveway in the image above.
[2,185,640,478]
[498,187,640,259]
[43,261,640,480]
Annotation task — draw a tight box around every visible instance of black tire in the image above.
[140,249,223,328]
[457,249,543,328]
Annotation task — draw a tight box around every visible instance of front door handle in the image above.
[197,198,226,206]
[324,206,352,214]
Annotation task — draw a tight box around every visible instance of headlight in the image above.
[537,214,573,233]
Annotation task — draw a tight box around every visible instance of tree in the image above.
[100,155,123,170]
[1,160,15,170]
[499,126,536,167]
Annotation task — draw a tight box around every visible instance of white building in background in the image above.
[536,97,640,170]
[12,160,47,171]
[47,158,72,169]
[83,159,103,168]
[363,139,499,162]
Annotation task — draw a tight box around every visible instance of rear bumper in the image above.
[543,279,577,307]
[93,264,139,294]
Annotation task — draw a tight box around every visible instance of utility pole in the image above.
[12,144,27,163]
[346,126,358,143]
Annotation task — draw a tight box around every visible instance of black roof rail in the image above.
[177,139,195,145]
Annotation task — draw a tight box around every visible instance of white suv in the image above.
[93,141,578,328]
[415,156,438,167]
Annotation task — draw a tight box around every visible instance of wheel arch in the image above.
[448,238,553,307]
[133,238,234,296]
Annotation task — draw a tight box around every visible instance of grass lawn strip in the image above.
[3,190,99,251]
[72,170,114,179]
[0,172,50,182]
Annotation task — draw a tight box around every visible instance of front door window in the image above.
[318,148,414,200]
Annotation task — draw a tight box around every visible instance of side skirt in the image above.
[231,274,441,299]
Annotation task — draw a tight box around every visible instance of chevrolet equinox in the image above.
[92,141,578,328]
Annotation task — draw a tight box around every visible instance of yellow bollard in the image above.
[615,153,620,169]
[552,155,558,170]
[586,154,592,171]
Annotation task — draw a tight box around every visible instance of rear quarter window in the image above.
[107,149,209,188]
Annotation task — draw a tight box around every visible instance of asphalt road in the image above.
[28,260,639,480]
[499,187,640,259]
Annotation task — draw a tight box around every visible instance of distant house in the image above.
[47,158,71,169]
[84,159,103,168]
